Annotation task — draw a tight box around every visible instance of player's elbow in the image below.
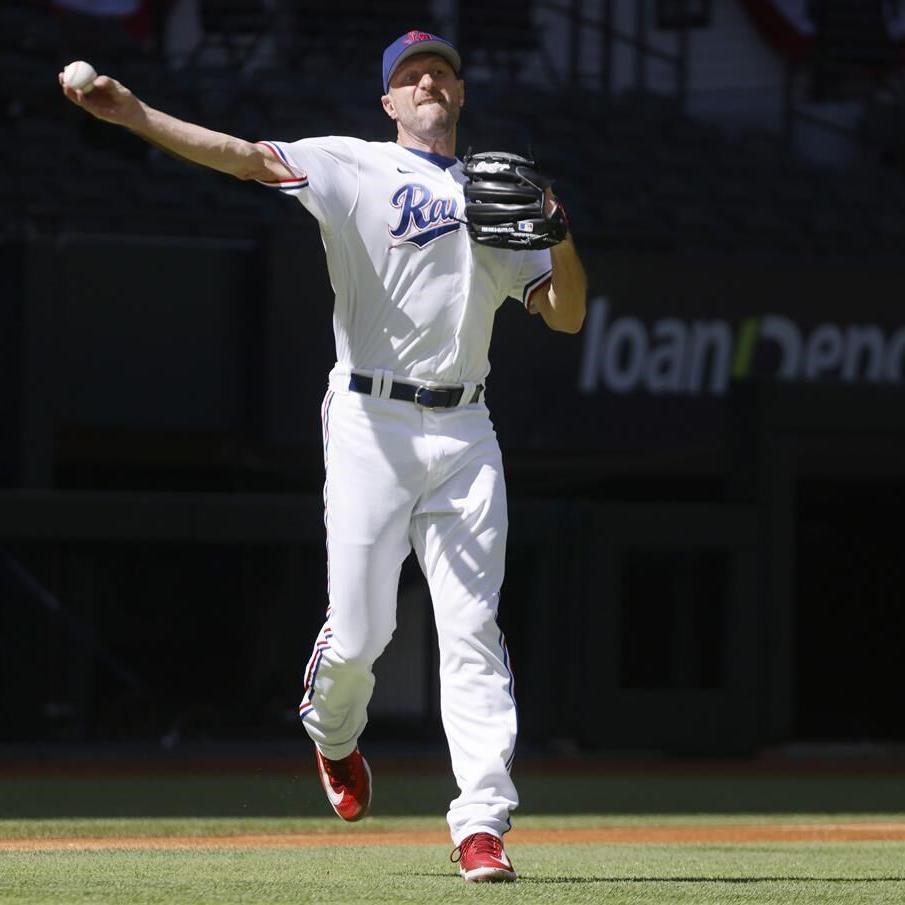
[554,310,585,334]
[547,290,586,333]
[542,305,584,334]
[229,141,273,181]
[232,157,269,182]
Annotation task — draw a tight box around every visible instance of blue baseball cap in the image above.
[382,30,461,93]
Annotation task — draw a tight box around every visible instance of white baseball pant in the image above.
[298,369,518,843]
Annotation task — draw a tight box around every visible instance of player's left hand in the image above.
[462,151,569,250]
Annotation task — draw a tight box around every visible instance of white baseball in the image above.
[63,60,97,93]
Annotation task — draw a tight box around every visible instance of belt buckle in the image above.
[414,385,443,409]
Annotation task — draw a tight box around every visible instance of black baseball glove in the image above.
[462,150,569,250]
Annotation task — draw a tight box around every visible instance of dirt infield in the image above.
[5,823,905,851]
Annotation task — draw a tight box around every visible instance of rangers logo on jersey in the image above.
[389,183,461,248]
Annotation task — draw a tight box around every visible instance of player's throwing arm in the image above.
[58,61,292,184]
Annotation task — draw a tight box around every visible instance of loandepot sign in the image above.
[579,297,905,397]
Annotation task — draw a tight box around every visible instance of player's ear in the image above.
[458,79,465,108]
[381,93,397,121]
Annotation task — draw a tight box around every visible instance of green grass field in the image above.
[2,769,905,903]
[5,836,905,905]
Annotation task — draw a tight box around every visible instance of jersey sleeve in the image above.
[507,248,553,315]
[255,136,360,231]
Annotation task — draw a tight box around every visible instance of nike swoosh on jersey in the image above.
[397,167,414,173]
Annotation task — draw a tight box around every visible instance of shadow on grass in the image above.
[405,874,905,884]
[518,876,905,884]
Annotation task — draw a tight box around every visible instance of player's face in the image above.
[382,54,464,140]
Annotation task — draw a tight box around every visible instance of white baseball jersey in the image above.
[258,137,552,385]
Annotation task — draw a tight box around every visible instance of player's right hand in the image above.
[59,74,143,129]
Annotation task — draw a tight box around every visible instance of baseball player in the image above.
[60,29,586,882]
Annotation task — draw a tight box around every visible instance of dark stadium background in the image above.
[3,0,905,764]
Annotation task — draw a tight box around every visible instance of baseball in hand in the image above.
[63,60,97,93]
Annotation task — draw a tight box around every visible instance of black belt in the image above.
[348,373,483,408]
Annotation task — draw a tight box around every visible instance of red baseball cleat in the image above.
[452,832,517,882]
[315,747,372,822]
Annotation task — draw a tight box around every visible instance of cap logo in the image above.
[404,30,433,44]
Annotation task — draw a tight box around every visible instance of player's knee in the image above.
[436,597,500,644]
[332,626,394,666]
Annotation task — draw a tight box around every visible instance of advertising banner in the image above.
[487,253,905,453]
